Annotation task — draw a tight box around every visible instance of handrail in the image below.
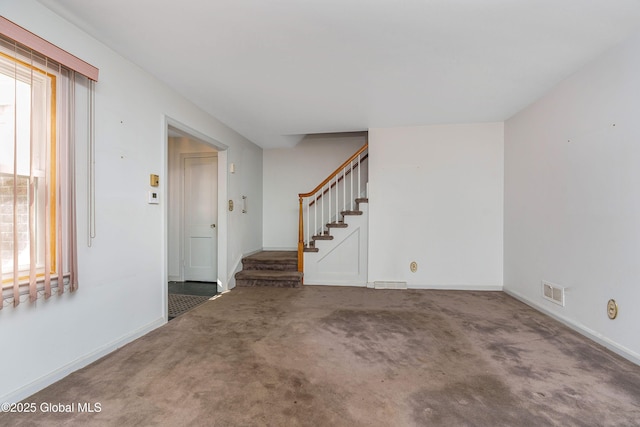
[298,143,368,198]
[308,153,368,207]
[298,143,368,274]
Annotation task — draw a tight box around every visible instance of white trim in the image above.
[0,317,164,404]
[303,280,367,287]
[163,116,229,295]
[243,248,264,257]
[504,288,640,366]
[408,284,504,291]
[216,149,228,291]
[228,254,243,291]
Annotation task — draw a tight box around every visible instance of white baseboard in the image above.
[504,288,640,366]
[303,281,367,287]
[407,283,504,291]
[244,248,265,256]
[227,255,243,291]
[1,317,165,404]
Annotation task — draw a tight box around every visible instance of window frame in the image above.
[0,49,58,286]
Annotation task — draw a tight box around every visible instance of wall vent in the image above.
[374,281,408,290]
[542,281,565,306]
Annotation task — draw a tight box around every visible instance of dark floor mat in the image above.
[168,294,211,319]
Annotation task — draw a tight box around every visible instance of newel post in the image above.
[297,196,304,273]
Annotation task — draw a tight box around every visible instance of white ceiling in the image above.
[38,0,640,148]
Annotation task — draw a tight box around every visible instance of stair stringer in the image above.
[304,204,368,286]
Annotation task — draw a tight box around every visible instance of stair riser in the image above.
[241,260,298,271]
[236,279,301,288]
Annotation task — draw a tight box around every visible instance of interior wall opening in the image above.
[165,122,228,319]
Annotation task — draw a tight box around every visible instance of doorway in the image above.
[166,121,228,319]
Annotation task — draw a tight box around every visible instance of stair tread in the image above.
[327,222,348,228]
[355,198,368,203]
[242,250,297,264]
[312,234,333,240]
[341,210,363,215]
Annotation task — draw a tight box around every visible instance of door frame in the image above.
[180,152,218,282]
[163,117,229,318]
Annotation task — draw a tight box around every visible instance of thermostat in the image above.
[148,191,159,204]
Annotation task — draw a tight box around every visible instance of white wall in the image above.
[368,123,504,289]
[0,0,262,402]
[262,134,366,249]
[504,31,640,363]
[228,141,263,277]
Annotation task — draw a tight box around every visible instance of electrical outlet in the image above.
[607,299,618,319]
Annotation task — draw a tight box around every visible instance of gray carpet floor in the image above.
[3,286,640,426]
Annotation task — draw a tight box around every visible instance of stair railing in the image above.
[298,143,368,272]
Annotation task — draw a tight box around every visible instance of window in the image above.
[0,18,98,308]
[0,49,52,286]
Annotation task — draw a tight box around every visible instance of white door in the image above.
[183,155,218,281]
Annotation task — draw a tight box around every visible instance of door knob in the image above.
[210,224,216,228]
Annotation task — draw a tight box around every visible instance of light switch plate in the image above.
[148,191,159,204]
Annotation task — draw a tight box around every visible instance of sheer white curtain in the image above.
[0,18,97,308]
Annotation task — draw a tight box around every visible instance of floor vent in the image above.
[542,281,565,306]
[374,281,408,290]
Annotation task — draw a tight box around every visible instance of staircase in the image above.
[298,143,369,286]
[235,251,303,288]
[304,197,368,252]
[234,143,368,288]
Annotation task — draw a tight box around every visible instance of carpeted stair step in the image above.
[235,250,303,287]
[304,242,319,252]
[312,234,333,241]
[235,270,303,288]
[341,210,363,216]
[241,250,298,271]
[327,222,348,229]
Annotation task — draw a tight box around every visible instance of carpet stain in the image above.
[319,309,463,367]
[5,287,640,426]
[487,342,525,362]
